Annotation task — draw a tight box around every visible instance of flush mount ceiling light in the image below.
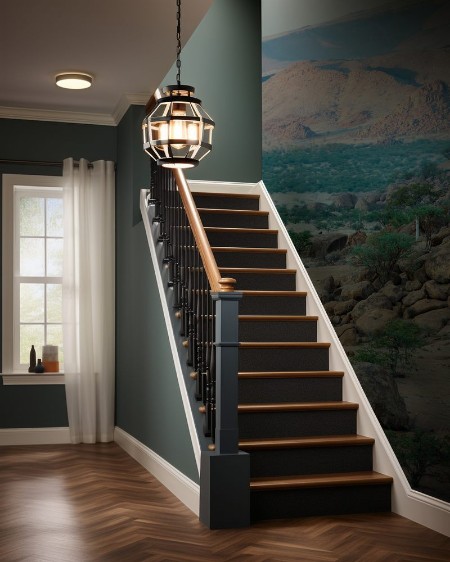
[142,0,214,169]
[55,72,93,90]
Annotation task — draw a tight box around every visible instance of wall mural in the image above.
[262,0,450,502]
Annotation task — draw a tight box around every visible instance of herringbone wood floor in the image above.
[0,443,448,562]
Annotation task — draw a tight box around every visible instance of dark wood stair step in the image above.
[250,471,393,491]
[199,208,269,228]
[205,227,278,248]
[239,315,318,322]
[239,342,330,348]
[239,370,344,379]
[239,434,375,450]
[238,401,358,413]
[198,208,268,216]
[191,191,260,211]
[212,247,286,254]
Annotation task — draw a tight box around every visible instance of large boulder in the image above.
[412,308,450,332]
[336,323,358,346]
[355,309,398,336]
[353,362,410,430]
[405,279,422,292]
[333,192,357,208]
[423,280,448,301]
[402,288,426,307]
[424,241,450,283]
[351,293,393,321]
[431,225,450,247]
[334,299,357,316]
[380,281,404,304]
[340,281,374,302]
[405,298,447,319]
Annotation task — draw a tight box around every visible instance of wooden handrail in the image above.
[173,168,236,292]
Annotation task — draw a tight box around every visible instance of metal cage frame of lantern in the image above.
[142,84,215,169]
[142,0,215,169]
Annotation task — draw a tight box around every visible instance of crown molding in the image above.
[0,93,148,127]
[0,105,116,126]
[113,93,148,124]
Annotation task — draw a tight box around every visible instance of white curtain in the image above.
[63,158,115,443]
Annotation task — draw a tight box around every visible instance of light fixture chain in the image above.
[176,0,181,85]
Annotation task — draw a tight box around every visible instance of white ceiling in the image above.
[0,0,212,125]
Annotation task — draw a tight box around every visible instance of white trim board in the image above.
[0,427,71,446]
[114,427,200,516]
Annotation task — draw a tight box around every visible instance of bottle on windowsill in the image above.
[28,345,36,373]
[34,358,45,373]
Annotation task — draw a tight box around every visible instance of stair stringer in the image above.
[140,189,205,474]
[188,179,450,537]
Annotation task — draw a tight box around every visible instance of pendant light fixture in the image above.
[142,0,215,168]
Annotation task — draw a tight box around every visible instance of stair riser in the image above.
[239,409,357,439]
[239,377,342,403]
[246,445,373,478]
[240,295,306,315]
[239,320,317,342]
[250,484,392,521]
[206,230,278,248]
[239,347,329,372]
[199,212,268,229]
[213,251,287,269]
[193,194,260,211]
[228,272,296,291]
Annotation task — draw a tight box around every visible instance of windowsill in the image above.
[1,373,65,386]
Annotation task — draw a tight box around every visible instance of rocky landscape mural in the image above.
[262,0,450,501]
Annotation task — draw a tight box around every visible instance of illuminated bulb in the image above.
[55,73,92,89]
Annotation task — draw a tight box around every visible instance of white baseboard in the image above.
[0,427,71,446]
[114,426,200,516]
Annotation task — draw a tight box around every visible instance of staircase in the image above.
[193,190,393,522]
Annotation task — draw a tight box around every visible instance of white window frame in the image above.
[2,174,65,384]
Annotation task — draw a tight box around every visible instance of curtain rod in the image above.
[0,158,98,169]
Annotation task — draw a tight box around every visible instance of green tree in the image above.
[387,430,450,488]
[354,320,423,378]
[289,230,312,256]
[351,232,414,284]
[388,182,444,242]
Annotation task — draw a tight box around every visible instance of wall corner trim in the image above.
[114,426,200,516]
[0,427,71,446]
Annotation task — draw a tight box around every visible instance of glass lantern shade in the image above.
[142,85,214,168]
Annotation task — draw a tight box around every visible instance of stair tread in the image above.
[238,371,344,378]
[239,315,318,322]
[220,267,296,275]
[212,247,287,254]
[239,434,375,450]
[241,290,306,296]
[198,208,268,216]
[205,226,277,234]
[238,401,359,413]
[191,191,260,200]
[240,342,330,348]
[250,471,393,490]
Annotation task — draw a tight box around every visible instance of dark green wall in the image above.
[115,106,199,481]
[0,118,117,428]
[161,0,262,183]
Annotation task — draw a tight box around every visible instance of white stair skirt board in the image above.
[0,427,71,446]
[140,189,201,472]
[188,179,450,538]
[114,427,200,516]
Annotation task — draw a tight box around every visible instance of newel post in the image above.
[199,286,250,529]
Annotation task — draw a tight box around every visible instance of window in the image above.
[2,175,64,373]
